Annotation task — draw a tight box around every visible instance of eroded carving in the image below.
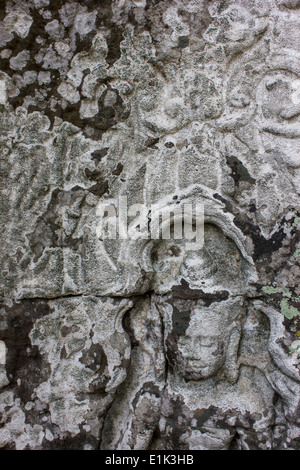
[0,0,300,450]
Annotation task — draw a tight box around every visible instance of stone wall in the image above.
[0,0,299,450]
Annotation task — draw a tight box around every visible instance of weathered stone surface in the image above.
[0,0,299,450]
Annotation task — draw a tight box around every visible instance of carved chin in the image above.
[169,349,222,381]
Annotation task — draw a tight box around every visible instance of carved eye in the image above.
[265,78,286,91]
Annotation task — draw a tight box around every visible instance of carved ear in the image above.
[224,326,241,384]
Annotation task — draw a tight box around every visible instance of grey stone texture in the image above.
[0,0,299,450]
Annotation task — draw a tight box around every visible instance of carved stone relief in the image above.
[0,0,299,450]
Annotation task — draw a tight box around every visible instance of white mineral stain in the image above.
[4,10,33,39]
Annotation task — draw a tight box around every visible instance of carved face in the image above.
[177,333,226,380]
[176,307,228,380]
